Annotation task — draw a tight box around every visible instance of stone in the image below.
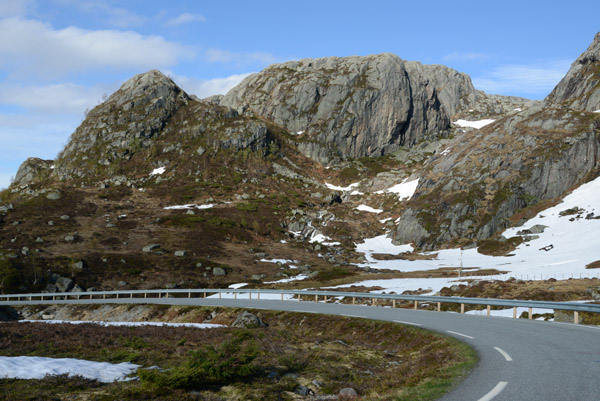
[251,274,265,281]
[143,244,161,252]
[60,215,70,221]
[0,306,20,321]
[55,277,74,292]
[12,158,54,186]
[21,247,29,256]
[587,286,600,302]
[186,209,195,215]
[174,250,188,257]
[64,235,75,242]
[46,191,61,200]
[71,260,85,271]
[212,267,226,276]
[294,386,313,396]
[196,146,206,156]
[266,371,280,380]
[528,224,548,234]
[231,311,268,328]
[339,387,358,399]
[70,284,85,293]
[118,281,128,286]
[35,237,44,243]
[46,284,58,293]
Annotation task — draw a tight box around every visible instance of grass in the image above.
[0,305,477,400]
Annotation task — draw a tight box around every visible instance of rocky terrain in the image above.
[0,33,598,294]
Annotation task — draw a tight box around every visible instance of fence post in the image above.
[130,293,133,299]
[574,311,580,325]
[257,292,260,300]
[281,293,284,301]
[437,302,441,312]
[352,297,355,305]
[315,294,318,302]
[513,307,517,318]
[392,299,396,308]
[460,304,465,314]
[219,292,222,299]
[487,305,491,317]
[414,300,418,310]
[234,292,237,300]
[144,293,147,299]
[528,307,533,319]
[372,298,376,306]
[188,292,191,298]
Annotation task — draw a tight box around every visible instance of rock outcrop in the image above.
[13,158,54,186]
[221,54,533,162]
[546,32,600,112]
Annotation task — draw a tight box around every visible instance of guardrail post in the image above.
[249,292,252,300]
[103,294,106,299]
[234,292,237,300]
[513,307,517,318]
[188,292,191,298]
[204,292,207,298]
[487,305,491,317]
[528,307,533,320]
[315,294,318,302]
[144,293,147,299]
[414,300,418,310]
[372,298,376,306]
[392,299,396,308]
[574,311,579,325]
[281,293,284,301]
[219,292,222,299]
[130,293,133,299]
[352,297,355,305]
[460,303,465,314]
[437,302,441,312]
[257,292,260,300]
[116,293,119,299]
[53,295,56,300]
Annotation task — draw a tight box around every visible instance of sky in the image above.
[0,0,598,190]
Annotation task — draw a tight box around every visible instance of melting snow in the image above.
[440,147,451,156]
[453,119,495,129]
[229,283,248,289]
[593,110,600,113]
[325,182,359,191]
[380,218,392,224]
[310,233,334,243]
[0,356,139,383]
[350,190,364,196]
[163,204,214,210]
[260,258,300,265]
[19,320,224,329]
[514,108,522,112]
[265,274,310,284]
[356,205,383,214]
[379,178,419,200]
[150,167,166,176]
[345,176,600,295]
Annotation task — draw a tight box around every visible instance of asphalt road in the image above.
[7,297,600,400]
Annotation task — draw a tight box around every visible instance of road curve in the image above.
[8,297,600,400]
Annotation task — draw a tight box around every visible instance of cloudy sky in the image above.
[0,0,598,189]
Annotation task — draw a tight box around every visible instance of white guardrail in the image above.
[1,288,599,325]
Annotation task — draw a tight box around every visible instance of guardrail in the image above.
[1,288,598,324]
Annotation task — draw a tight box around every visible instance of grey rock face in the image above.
[13,158,54,187]
[231,311,268,328]
[546,32,600,112]
[222,54,450,159]
[55,70,190,180]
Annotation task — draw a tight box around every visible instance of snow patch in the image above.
[440,147,451,156]
[150,167,166,176]
[384,179,419,200]
[593,110,600,113]
[228,283,248,289]
[163,204,214,210]
[325,182,359,191]
[380,218,392,224]
[356,205,383,214]
[264,274,310,284]
[0,356,139,383]
[350,190,364,196]
[19,320,224,329]
[260,258,299,265]
[453,119,495,129]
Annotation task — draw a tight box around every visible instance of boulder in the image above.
[142,244,161,252]
[587,286,600,302]
[55,277,74,292]
[174,250,188,257]
[231,311,268,328]
[212,267,226,276]
[339,387,358,399]
[0,306,20,321]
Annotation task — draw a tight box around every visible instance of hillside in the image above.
[0,33,598,297]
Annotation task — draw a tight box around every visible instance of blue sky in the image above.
[0,0,598,190]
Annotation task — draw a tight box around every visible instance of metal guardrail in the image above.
[0,288,598,324]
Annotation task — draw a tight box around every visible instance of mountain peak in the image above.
[545,32,600,111]
[109,69,187,107]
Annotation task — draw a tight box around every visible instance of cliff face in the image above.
[546,32,600,112]
[221,54,533,162]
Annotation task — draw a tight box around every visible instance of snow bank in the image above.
[264,274,310,284]
[453,119,495,129]
[19,320,224,329]
[593,110,600,113]
[0,356,139,383]
[325,182,359,191]
[150,167,166,176]
[356,205,383,214]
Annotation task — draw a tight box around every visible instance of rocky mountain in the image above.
[546,32,600,112]
[1,33,598,294]
[221,53,533,162]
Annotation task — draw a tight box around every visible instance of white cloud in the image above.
[205,48,277,66]
[0,0,33,17]
[444,52,490,62]
[0,173,13,190]
[0,17,194,78]
[173,73,252,98]
[165,12,205,26]
[0,82,115,113]
[51,0,145,28]
[472,60,571,96]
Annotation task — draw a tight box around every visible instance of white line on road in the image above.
[393,320,422,327]
[447,330,475,339]
[478,381,508,401]
[341,314,366,318]
[494,347,513,362]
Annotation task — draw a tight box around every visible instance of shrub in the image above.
[140,331,258,389]
[586,260,600,269]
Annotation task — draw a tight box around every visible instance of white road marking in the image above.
[478,381,508,401]
[341,314,366,318]
[393,320,422,327]
[494,347,513,362]
[446,330,475,339]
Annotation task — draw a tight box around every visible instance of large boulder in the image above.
[12,158,54,187]
[231,311,268,328]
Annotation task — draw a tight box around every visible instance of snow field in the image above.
[453,119,496,129]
